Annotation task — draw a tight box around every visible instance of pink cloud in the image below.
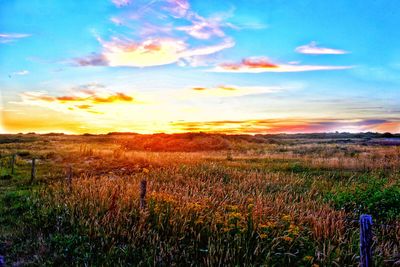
[213,57,352,73]
[112,0,130,7]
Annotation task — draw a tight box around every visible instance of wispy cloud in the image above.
[176,13,226,40]
[17,85,138,116]
[0,33,31,44]
[9,70,29,77]
[295,41,348,55]
[75,37,234,67]
[22,90,134,104]
[213,57,352,73]
[189,84,294,97]
[112,0,130,8]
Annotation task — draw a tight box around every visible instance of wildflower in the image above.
[259,223,268,229]
[259,233,267,239]
[282,215,291,222]
[303,255,313,262]
[288,224,300,235]
[228,212,243,220]
[283,236,292,242]
[142,168,149,174]
[195,218,204,225]
[226,205,239,212]
[247,203,255,210]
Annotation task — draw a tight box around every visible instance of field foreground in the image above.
[0,133,399,266]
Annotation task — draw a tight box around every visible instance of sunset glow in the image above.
[1,0,399,134]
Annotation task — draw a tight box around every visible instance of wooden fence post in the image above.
[67,165,73,192]
[0,255,5,267]
[140,180,147,209]
[30,158,36,184]
[360,214,373,267]
[11,154,16,175]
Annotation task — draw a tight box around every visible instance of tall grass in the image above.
[1,134,399,266]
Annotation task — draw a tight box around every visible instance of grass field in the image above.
[0,133,399,266]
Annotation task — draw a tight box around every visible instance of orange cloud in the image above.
[76,104,92,110]
[189,84,294,97]
[23,91,134,105]
[213,57,352,73]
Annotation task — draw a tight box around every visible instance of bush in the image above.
[327,178,400,221]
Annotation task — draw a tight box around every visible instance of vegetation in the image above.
[0,133,399,266]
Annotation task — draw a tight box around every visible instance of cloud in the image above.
[75,37,234,67]
[112,0,130,7]
[295,41,348,55]
[73,53,108,66]
[110,17,123,25]
[21,89,135,106]
[9,70,29,77]
[176,13,226,40]
[213,57,352,73]
[0,33,31,44]
[189,84,294,97]
[170,118,399,134]
[164,0,190,18]
[76,104,92,110]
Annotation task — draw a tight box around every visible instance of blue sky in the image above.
[0,0,399,133]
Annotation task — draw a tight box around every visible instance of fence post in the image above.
[0,255,5,267]
[11,154,16,175]
[140,179,147,209]
[360,214,373,267]
[30,158,36,184]
[67,165,73,192]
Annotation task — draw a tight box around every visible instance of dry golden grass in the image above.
[1,134,399,266]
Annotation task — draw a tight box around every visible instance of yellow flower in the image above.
[283,236,292,242]
[195,219,204,225]
[259,233,268,239]
[222,227,230,233]
[142,168,150,174]
[282,215,291,222]
[228,212,243,220]
[288,224,300,235]
[226,205,239,212]
[247,203,255,209]
[303,255,313,262]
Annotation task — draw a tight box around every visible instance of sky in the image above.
[0,0,399,134]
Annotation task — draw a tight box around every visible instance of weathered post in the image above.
[360,214,373,267]
[11,154,16,175]
[140,179,147,209]
[0,255,5,267]
[30,158,36,184]
[67,165,73,192]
